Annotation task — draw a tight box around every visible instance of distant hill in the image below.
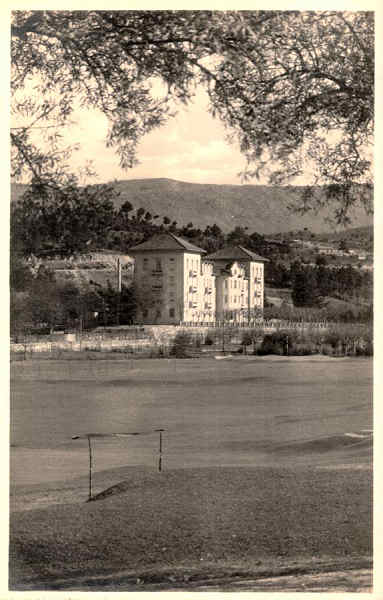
[317,225,373,248]
[11,178,373,235]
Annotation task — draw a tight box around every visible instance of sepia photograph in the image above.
[9,7,374,593]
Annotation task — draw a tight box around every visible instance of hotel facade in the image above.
[129,233,268,325]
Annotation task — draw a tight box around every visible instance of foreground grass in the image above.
[10,465,372,590]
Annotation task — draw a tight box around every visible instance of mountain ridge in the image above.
[11,178,373,235]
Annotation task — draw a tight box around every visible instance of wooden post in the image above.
[79,303,83,351]
[159,430,162,472]
[117,258,122,293]
[155,429,165,472]
[87,435,93,501]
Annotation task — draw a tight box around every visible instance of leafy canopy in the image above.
[11,10,374,222]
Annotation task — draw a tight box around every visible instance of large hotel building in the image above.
[129,232,268,325]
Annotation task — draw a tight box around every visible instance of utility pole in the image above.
[117,258,122,293]
[116,258,122,326]
[79,300,83,351]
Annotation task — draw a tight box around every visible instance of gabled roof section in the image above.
[128,232,206,254]
[206,245,269,262]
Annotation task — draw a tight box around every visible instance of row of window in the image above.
[188,285,213,294]
[142,257,175,271]
[224,289,262,302]
[224,296,247,305]
[224,279,248,290]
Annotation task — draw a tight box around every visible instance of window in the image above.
[156,309,161,319]
[143,309,148,318]
[169,276,175,284]
[224,295,228,303]
[169,308,175,318]
[234,296,237,303]
[224,280,228,289]
[143,258,148,270]
[234,280,237,288]
[156,258,162,271]
[169,291,175,299]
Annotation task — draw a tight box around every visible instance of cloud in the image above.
[57,86,318,186]
[61,88,249,185]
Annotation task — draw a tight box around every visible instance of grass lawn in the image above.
[10,464,372,590]
[10,356,373,591]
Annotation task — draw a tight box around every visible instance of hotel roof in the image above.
[206,245,269,262]
[128,232,206,254]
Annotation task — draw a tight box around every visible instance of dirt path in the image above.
[186,568,372,592]
[19,567,371,592]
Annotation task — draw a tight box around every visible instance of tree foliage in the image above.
[11,10,373,223]
[11,183,118,256]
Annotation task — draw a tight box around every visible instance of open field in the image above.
[10,355,373,590]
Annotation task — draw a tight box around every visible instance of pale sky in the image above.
[63,88,256,186]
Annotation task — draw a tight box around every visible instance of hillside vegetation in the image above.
[11,179,373,235]
[10,179,373,336]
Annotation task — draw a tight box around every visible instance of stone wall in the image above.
[10,322,330,355]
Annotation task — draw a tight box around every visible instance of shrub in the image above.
[170,331,193,358]
[241,331,254,346]
[257,331,294,355]
[292,341,317,355]
[323,331,341,348]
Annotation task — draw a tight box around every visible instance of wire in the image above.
[72,429,165,439]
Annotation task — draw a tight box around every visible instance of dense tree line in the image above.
[11,185,372,335]
[11,185,275,259]
[268,259,372,306]
[11,259,140,338]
